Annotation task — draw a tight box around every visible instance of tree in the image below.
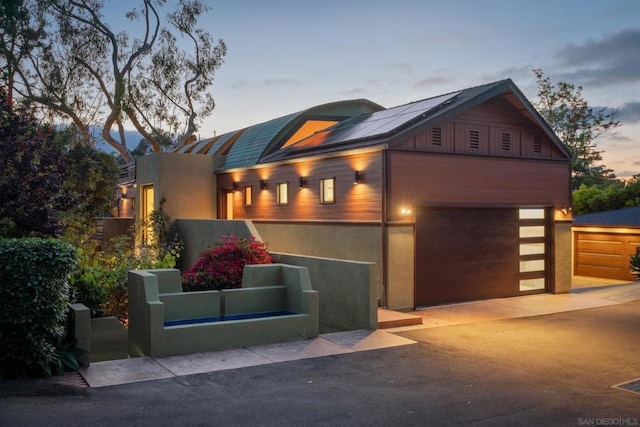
[60,141,120,244]
[2,0,226,164]
[0,85,69,237]
[533,69,620,189]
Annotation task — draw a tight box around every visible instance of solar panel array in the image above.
[289,91,460,150]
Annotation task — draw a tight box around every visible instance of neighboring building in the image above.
[573,206,640,281]
[137,79,574,310]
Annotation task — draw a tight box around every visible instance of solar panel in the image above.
[288,91,460,149]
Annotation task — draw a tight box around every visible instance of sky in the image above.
[111,0,640,179]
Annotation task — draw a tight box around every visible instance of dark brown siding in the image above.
[392,96,568,160]
[574,230,640,281]
[218,151,383,222]
[387,151,570,220]
[415,207,520,306]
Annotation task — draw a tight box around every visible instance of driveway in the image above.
[1,299,638,426]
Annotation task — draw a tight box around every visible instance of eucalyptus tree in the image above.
[533,69,620,189]
[3,0,226,164]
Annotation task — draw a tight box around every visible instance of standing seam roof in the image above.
[223,111,302,169]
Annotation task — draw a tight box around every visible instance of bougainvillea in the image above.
[182,235,272,291]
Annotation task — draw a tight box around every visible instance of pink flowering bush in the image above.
[182,235,272,291]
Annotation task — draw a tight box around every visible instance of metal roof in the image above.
[223,111,302,169]
[262,79,572,163]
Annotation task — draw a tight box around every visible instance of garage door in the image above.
[415,207,548,307]
[574,231,640,281]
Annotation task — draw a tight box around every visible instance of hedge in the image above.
[0,238,77,378]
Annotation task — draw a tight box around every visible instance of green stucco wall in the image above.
[254,222,383,304]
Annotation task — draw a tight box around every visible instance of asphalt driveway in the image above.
[1,300,639,426]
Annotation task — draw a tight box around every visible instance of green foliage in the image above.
[60,142,120,233]
[630,254,640,280]
[0,238,77,379]
[572,176,640,215]
[182,236,271,292]
[70,200,182,323]
[533,69,620,190]
[0,85,70,238]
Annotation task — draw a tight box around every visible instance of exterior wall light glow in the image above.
[401,208,412,216]
[561,207,572,215]
[354,170,363,184]
[260,180,268,190]
[299,176,308,189]
[232,182,239,192]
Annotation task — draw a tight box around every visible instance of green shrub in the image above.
[182,236,271,291]
[0,238,77,379]
[630,254,640,280]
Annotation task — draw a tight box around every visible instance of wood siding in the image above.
[217,151,383,222]
[574,229,640,281]
[393,96,566,160]
[415,207,520,306]
[387,151,570,221]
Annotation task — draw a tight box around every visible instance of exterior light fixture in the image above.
[299,176,308,189]
[260,180,267,190]
[232,182,239,192]
[354,170,363,184]
[561,207,572,215]
[401,208,412,216]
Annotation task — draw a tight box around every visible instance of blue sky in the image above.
[114,1,640,179]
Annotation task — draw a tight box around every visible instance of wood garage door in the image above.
[574,231,640,281]
[415,207,548,307]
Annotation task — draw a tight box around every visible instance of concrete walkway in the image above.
[79,277,640,388]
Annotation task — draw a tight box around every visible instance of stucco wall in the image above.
[386,225,415,310]
[554,221,573,293]
[271,253,377,331]
[254,222,383,303]
[136,153,224,220]
[174,219,261,270]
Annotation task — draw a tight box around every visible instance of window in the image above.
[518,208,546,292]
[320,177,335,203]
[243,186,252,206]
[276,182,288,205]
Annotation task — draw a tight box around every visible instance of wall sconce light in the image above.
[354,170,363,185]
[561,207,572,215]
[400,208,412,216]
[260,180,267,190]
[232,182,239,192]
[298,176,307,189]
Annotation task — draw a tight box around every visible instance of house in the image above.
[136,79,573,310]
[573,206,640,281]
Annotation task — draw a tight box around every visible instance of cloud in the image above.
[413,76,451,89]
[618,101,640,124]
[553,28,640,86]
[262,78,299,87]
[229,77,299,90]
[339,87,369,97]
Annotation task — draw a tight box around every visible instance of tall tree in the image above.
[2,0,226,164]
[533,69,620,189]
[0,85,69,237]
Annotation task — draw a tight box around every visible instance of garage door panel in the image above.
[577,241,623,255]
[574,232,637,281]
[416,207,520,306]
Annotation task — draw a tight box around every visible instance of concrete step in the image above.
[377,308,423,329]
